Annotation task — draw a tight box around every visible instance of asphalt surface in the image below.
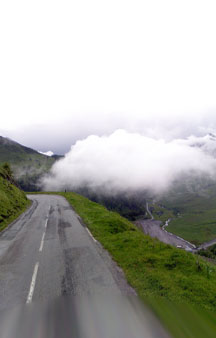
[0,194,135,310]
[0,194,170,338]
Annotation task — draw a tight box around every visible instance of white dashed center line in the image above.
[26,262,39,304]
[26,215,49,304]
[47,205,51,218]
[39,232,46,252]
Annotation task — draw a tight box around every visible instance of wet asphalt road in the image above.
[0,194,134,311]
[0,195,170,338]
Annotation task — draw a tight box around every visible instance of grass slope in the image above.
[158,184,216,246]
[0,165,30,231]
[0,136,56,191]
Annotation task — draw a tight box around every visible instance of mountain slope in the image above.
[0,136,61,191]
[0,164,30,231]
[148,175,216,246]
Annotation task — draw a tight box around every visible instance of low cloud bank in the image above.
[42,130,216,194]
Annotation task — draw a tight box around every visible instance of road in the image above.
[0,194,133,310]
[197,238,216,250]
[0,194,169,338]
[146,202,154,220]
[140,203,216,252]
[135,202,195,251]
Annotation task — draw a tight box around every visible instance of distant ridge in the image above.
[0,136,63,191]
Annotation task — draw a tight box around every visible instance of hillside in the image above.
[148,176,216,246]
[0,136,62,191]
[0,164,30,231]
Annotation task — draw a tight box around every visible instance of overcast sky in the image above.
[1,0,216,153]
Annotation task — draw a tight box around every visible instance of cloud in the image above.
[42,130,216,194]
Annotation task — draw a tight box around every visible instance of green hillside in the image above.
[0,136,59,191]
[0,164,30,231]
[153,179,216,246]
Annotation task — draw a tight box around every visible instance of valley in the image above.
[154,183,216,246]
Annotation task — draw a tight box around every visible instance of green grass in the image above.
[198,244,216,261]
[31,191,216,336]
[158,187,216,246]
[0,165,31,231]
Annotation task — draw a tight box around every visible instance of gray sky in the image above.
[1,0,216,153]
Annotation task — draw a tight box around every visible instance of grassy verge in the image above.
[0,166,31,232]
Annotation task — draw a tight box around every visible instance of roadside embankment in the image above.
[0,164,30,232]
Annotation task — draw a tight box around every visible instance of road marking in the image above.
[46,205,51,218]
[86,228,97,242]
[44,219,48,229]
[39,232,46,252]
[26,262,39,304]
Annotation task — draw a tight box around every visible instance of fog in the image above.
[2,110,216,154]
[42,130,216,194]
[1,1,216,154]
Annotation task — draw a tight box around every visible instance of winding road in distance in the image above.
[138,202,216,252]
[0,195,169,338]
[136,202,196,251]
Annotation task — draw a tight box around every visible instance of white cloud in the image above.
[42,130,216,193]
